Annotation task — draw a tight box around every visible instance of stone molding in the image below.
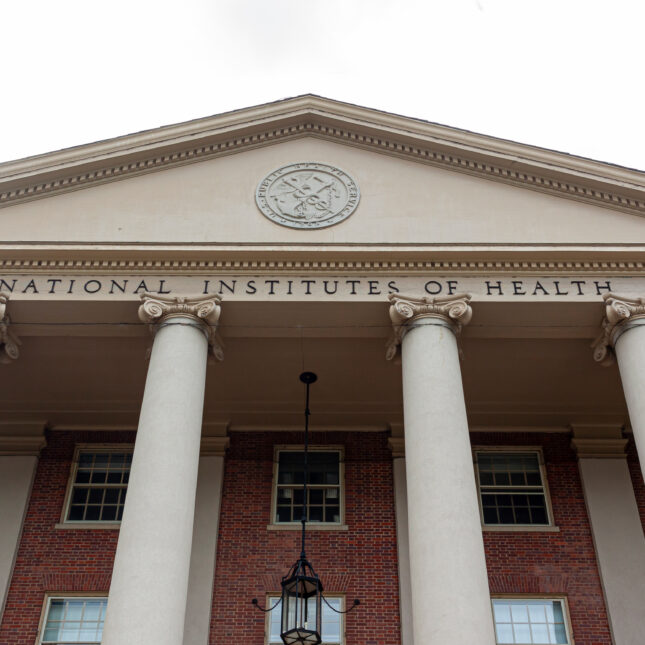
[570,424,627,458]
[0,422,47,455]
[386,293,472,360]
[1,97,644,216]
[0,291,21,364]
[3,256,645,275]
[388,437,405,458]
[200,436,230,457]
[138,292,224,360]
[592,293,645,366]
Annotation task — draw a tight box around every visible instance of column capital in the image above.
[0,292,21,364]
[386,293,472,360]
[592,293,645,366]
[138,293,224,361]
[570,424,628,458]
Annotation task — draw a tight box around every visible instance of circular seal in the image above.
[256,162,360,229]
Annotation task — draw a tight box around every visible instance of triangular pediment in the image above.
[1,95,643,219]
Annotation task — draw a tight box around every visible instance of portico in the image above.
[1,96,644,645]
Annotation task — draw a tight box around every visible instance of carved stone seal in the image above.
[256,162,360,229]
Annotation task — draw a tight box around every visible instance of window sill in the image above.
[483,525,560,533]
[267,524,349,531]
[55,522,121,530]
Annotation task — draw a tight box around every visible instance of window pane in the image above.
[492,600,569,645]
[43,598,105,644]
[268,596,342,645]
[276,451,341,524]
[478,451,548,526]
[495,623,514,644]
[67,451,132,523]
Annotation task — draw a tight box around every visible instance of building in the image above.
[0,95,644,645]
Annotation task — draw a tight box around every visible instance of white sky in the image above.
[2,0,644,170]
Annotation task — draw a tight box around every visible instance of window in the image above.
[273,448,342,524]
[475,450,551,526]
[39,597,106,644]
[492,599,570,644]
[64,448,132,523]
[267,596,343,645]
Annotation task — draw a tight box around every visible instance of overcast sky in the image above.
[2,0,644,170]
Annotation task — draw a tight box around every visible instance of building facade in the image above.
[0,96,644,645]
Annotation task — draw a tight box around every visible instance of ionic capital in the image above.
[138,293,224,361]
[0,292,21,364]
[592,293,645,366]
[386,293,472,360]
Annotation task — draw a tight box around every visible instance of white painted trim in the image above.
[490,596,574,645]
[270,446,345,527]
[473,446,557,529]
[60,444,133,526]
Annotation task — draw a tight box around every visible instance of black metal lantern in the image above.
[252,371,359,645]
[280,554,323,645]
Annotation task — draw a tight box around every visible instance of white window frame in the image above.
[36,593,108,645]
[473,447,557,531]
[61,444,134,526]
[265,594,345,645]
[270,446,345,528]
[491,596,573,645]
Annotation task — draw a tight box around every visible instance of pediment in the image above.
[0,96,644,268]
[1,95,643,216]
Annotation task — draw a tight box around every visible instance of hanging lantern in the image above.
[251,371,360,645]
[280,554,323,645]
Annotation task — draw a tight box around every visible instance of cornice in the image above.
[1,96,643,215]
[2,255,645,275]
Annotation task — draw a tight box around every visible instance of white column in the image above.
[572,424,645,645]
[388,432,414,645]
[593,294,645,481]
[388,295,496,645]
[0,424,46,620]
[102,294,221,645]
[183,436,228,645]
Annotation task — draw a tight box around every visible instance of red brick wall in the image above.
[0,431,131,645]
[1,429,629,645]
[475,432,612,645]
[210,431,401,645]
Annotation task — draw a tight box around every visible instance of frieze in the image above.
[0,275,631,303]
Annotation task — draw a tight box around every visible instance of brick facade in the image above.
[3,428,639,644]
[210,431,400,645]
[476,432,612,645]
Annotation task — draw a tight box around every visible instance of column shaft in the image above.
[401,319,495,645]
[614,322,645,480]
[183,451,226,645]
[102,318,208,645]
